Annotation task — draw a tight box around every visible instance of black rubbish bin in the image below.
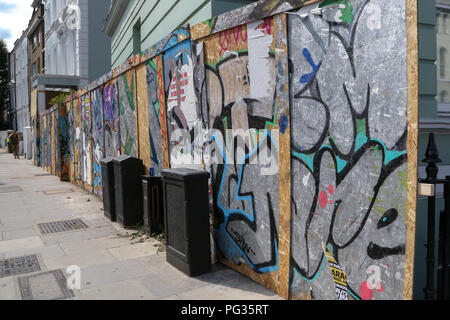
[142,175,164,236]
[162,168,211,277]
[100,158,116,222]
[113,155,144,227]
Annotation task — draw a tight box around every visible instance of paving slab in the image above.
[0,276,20,300]
[0,149,286,301]
[3,244,66,260]
[0,237,44,254]
[79,278,159,300]
[2,229,37,241]
[78,259,152,290]
[44,249,118,270]
[107,241,160,261]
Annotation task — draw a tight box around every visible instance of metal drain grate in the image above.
[0,185,23,194]
[34,173,52,177]
[18,270,74,300]
[37,219,89,235]
[0,255,41,278]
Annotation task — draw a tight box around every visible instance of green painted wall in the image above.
[110,0,255,69]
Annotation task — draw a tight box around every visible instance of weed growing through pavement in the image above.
[113,225,166,253]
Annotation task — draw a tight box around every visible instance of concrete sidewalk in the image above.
[0,148,282,300]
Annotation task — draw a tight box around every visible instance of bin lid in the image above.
[162,168,210,180]
[112,155,142,164]
[100,157,115,165]
[142,175,162,182]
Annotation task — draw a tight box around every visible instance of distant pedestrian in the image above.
[6,131,12,154]
[10,131,20,159]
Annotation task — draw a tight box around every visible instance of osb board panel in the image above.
[136,63,151,175]
[287,0,415,300]
[190,0,320,40]
[117,69,138,157]
[32,115,39,166]
[59,105,70,182]
[40,115,47,172]
[66,101,75,184]
[273,13,291,300]
[54,110,60,178]
[103,80,121,158]
[155,54,170,170]
[162,39,199,169]
[405,0,418,301]
[201,16,285,297]
[44,114,51,173]
[30,89,38,118]
[73,97,82,186]
[91,88,105,197]
[51,112,56,176]
[81,94,93,190]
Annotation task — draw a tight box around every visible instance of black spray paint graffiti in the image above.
[203,24,282,272]
[288,0,408,300]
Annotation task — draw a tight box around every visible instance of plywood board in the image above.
[136,63,151,175]
[91,87,104,197]
[287,0,416,300]
[66,101,75,184]
[155,54,170,170]
[73,97,82,186]
[200,15,285,297]
[117,70,138,157]
[81,94,93,192]
[59,104,70,182]
[51,111,56,176]
[190,0,320,40]
[405,0,419,301]
[103,80,121,158]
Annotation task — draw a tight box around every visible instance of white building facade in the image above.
[14,31,30,133]
[44,0,89,85]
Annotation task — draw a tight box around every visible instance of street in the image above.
[0,148,282,300]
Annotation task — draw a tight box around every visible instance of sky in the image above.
[0,0,34,51]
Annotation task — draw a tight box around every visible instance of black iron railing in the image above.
[419,133,450,300]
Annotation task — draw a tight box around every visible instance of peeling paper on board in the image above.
[247,19,273,100]
[322,242,349,301]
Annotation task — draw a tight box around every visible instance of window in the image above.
[444,14,448,34]
[133,20,141,55]
[32,63,37,76]
[441,90,448,103]
[440,47,447,79]
[37,57,41,74]
[437,3,450,106]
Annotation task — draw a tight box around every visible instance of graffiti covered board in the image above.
[66,101,75,183]
[163,39,205,169]
[103,81,121,158]
[81,94,92,188]
[117,70,138,157]
[146,57,167,175]
[59,105,70,182]
[73,97,82,184]
[198,15,292,296]
[287,0,417,300]
[51,110,56,176]
[91,88,104,196]
[136,57,169,176]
